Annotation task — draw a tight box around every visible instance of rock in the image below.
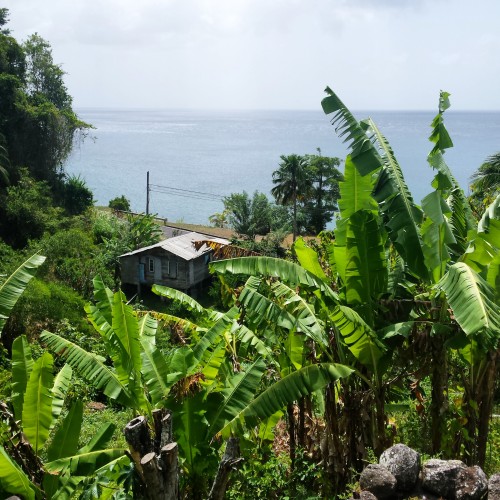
[454,466,488,499]
[379,443,420,492]
[359,463,397,499]
[421,459,466,498]
[488,473,500,499]
[347,492,378,500]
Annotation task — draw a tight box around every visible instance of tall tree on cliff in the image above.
[0,10,89,189]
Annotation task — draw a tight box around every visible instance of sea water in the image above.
[66,109,500,225]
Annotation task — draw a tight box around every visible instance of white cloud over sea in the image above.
[3,0,500,110]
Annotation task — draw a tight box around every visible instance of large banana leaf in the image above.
[152,284,205,313]
[329,305,386,377]
[210,257,338,302]
[270,281,329,349]
[45,448,126,476]
[92,275,114,325]
[421,190,456,282]
[41,330,136,408]
[233,323,273,360]
[228,363,353,430]
[22,352,54,454]
[437,262,500,348]
[51,363,73,426]
[239,285,329,352]
[293,238,327,280]
[0,446,37,500]
[138,313,158,344]
[338,155,378,219]
[321,87,382,176]
[345,209,387,326]
[140,339,170,406]
[192,317,231,361]
[11,335,33,421]
[366,119,428,280]
[207,358,267,438]
[47,400,83,462]
[0,253,46,333]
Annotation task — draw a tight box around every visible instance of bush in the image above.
[62,174,94,215]
[108,195,131,212]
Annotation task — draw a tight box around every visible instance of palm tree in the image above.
[271,154,310,241]
[470,152,500,198]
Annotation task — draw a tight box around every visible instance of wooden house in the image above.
[119,231,230,296]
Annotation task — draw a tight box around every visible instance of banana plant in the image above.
[0,335,124,500]
[0,253,46,335]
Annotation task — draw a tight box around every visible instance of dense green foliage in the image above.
[0,19,498,497]
[109,195,131,212]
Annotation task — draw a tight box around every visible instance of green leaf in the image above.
[92,275,114,325]
[345,210,387,325]
[0,253,46,333]
[47,400,83,462]
[237,363,353,429]
[437,262,500,348]
[208,358,267,437]
[45,448,126,476]
[41,330,136,408]
[210,256,338,302]
[140,339,170,405]
[338,155,378,219]
[152,284,205,313]
[22,351,54,454]
[367,119,428,280]
[79,423,116,453]
[51,364,73,427]
[0,446,37,500]
[293,238,327,280]
[321,87,382,176]
[138,313,157,344]
[428,91,453,154]
[11,335,33,421]
[329,305,386,375]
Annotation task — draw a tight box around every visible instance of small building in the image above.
[119,231,230,296]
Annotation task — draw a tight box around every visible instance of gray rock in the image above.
[347,492,378,500]
[488,473,500,500]
[454,466,488,499]
[379,443,420,492]
[421,458,466,498]
[359,463,397,499]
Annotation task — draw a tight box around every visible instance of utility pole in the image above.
[146,171,150,215]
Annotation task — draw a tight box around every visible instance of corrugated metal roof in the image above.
[119,231,230,261]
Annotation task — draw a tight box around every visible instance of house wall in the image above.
[120,248,211,292]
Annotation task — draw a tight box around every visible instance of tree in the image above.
[223,191,272,240]
[469,152,500,216]
[304,149,343,233]
[271,154,310,242]
[62,174,94,215]
[0,13,89,188]
[109,194,131,212]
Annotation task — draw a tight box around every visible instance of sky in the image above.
[3,0,500,110]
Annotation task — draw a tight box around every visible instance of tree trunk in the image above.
[208,437,243,500]
[124,410,178,500]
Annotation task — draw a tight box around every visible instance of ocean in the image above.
[66,109,500,225]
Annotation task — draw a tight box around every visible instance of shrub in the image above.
[108,195,131,212]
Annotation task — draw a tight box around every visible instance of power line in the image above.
[149,183,224,201]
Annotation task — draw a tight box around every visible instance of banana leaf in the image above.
[437,262,500,348]
[0,446,37,500]
[152,284,205,313]
[11,335,33,421]
[22,351,54,454]
[41,330,136,409]
[0,253,46,333]
[47,400,83,462]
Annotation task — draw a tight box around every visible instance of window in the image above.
[148,258,154,273]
